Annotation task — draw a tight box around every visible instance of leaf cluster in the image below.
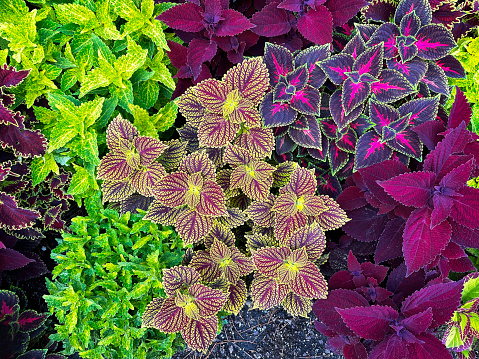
[44,195,186,359]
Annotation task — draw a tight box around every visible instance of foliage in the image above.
[444,273,479,359]
[0,289,60,359]
[44,195,186,359]
[313,253,464,359]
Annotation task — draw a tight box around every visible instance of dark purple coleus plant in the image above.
[365,0,463,96]
[313,254,464,359]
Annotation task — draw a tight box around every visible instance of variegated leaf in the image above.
[153,172,189,207]
[97,152,133,181]
[134,136,168,166]
[177,87,207,126]
[280,167,317,196]
[198,113,240,148]
[281,291,312,317]
[315,195,350,231]
[272,161,296,188]
[158,140,187,172]
[301,194,327,216]
[210,239,233,264]
[179,152,216,180]
[196,180,227,217]
[176,210,214,245]
[101,180,135,202]
[204,222,236,248]
[251,273,289,310]
[230,247,254,277]
[234,127,274,159]
[130,162,167,197]
[224,279,247,315]
[216,207,247,228]
[162,266,201,296]
[282,224,326,261]
[195,78,231,113]
[181,315,218,352]
[252,246,291,278]
[144,201,183,225]
[106,115,138,152]
[216,169,240,199]
[290,262,328,299]
[223,57,269,105]
[243,175,273,202]
[142,297,164,328]
[188,283,229,318]
[176,292,201,320]
[245,233,279,251]
[245,194,276,227]
[271,192,298,216]
[224,144,253,166]
[153,297,190,333]
[229,100,262,127]
[189,251,222,283]
[185,172,204,209]
[274,212,308,241]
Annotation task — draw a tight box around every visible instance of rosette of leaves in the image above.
[245,167,349,241]
[44,196,186,359]
[364,0,463,96]
[313,256,465,359]
[141,265,229,353]
[443,274,479,359]
[97,115,169,206]
[249,223,328,317]
[354,96,440,169]
[0,289,62,359]
[318,33,415,116]
[144,150,228,245]
[176,57,270,152]
[362,0,477,40]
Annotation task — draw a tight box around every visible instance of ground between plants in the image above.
[172,297,343,359]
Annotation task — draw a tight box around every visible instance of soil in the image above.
[171,297,343,359]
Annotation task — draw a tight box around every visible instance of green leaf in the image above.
[80,97,105,128]
[137,79,159,109]
[33,106,57,125]
[68,165,94,195]
[150,56,174,89]
[54,4,98,28]
[143,19,168,50]
[61,69,78,92]
[43,64,62,80]
[79,67,111,98]
[155,102,177,132]
[95,95,118,130]
[141,0,154,18]
[110,0,141,20]
[463,276,479,303]
[114,36,148,80]
[0,48,8,65]
[48,118,78,152]
[31,153,59,186]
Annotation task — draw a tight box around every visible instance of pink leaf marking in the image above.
[290,69,305,86]
[371,82,406,94]
[393,61,410,75]
[328,65,351,81]
[436,61,460,75]
[416,37,450,52]
[374,105,393,127]
[291,91,316,112]
[271,103,289,115]
[395,131,417,154]
[272,53,290,82]
[358,48,380,75]
[365,135,386,159]
[348,82,365,108]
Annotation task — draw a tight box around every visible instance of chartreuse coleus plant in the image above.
[0,0,176,108]
[44,193,186,359]
[443,274,479,359]
[313,253,466,359]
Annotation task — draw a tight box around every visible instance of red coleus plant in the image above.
[313,254,464,359]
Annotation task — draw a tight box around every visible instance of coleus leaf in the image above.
[156,3,204,32]
[378,171,435,208]
[0,192,40,230]
[282,291,312,317]
[234,127,274,159]
[341,79,371,117]
[245,194,276,227]
[387,58,428,86]
[223,279,247,315]
[297,6,333,45]
[435,55,465,79]
[250,3,291,38]
[281,224,326,261]
[319,53,354,85]
[289,261,328,299]
[106,115,139,152]
[251,272,289,310]
[280,167,317,196]
[264,42,294,86]
[204,223,235,248]
[189,251,222,283]
[421,62,449,96]
[288,115,322,149]
[324,0,368,28]
[398,95,440,126]
[179,152,216,181]
[143,201,184,225]
[261,93,297,128]
[355,132,393,169]
[394,0,433,27]
[415,24,456,60]
[162,266,201,296]
[181,315,218,353]
[315,195,349,231]
[253,246,291,278]
[175,209,214,245]
[371,69,415,103]
[294,44,330,88]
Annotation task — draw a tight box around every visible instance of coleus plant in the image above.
[313,253,465,359]
[364,0,462,97]
[443,273,479,359]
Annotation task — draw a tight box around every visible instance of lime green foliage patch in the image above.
[44,194,186,359]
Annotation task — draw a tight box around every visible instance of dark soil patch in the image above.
[172,297,343,359]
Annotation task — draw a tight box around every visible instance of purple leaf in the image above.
[318,53,354,85]
[448,86,472,129]
[435,55,465,79]
[288,115,322,149]
[0,65,30,88]
[387,58,428,86]
[278,0,303,12]
[324,0,368,27]
[400,11,421,37]
[386,128,422,161]
[215,9,254,37]
[342,34,366,60]
[394,0,432,27]
[0,121,47,158]
[375,217,406,263]
[0,192,40,230]
[0,248,35,270]
[276,133,297,155]
[362,1,395,22]
[0,103,20,126]
[336,186,367,211]
[297,6,333,45]
[368,23,400,59]
[355,24,379,42]
[421,62,449,96]
[295,45,330,88]
[415,24,456,60]
[337,305,398,340]
[379,171,435,207]
[451,187,479,230]
[355,132,392,169]
[251,4,291,37]
[371,69,415,103]
[370,100,400,134]
[187,39,218,80]
[401,280,462,328]
[403,206,451,275]
[328,141,349,175]
[330,90,363,129]
[261,93,297,128]
[264,42,294,86]
[18,310,48,332]
[342,79,370,116]
[398,96,440,126]
[353,43,383,77]
[336,127,357,153]
[412,120,446,150]
[342,205,389,242]
[408,333,454,359]
[290,85,321,116]
[157,3,204,32]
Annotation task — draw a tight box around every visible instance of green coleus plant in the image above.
[443,273,479,359]
[91,58,350,353]
[44,193,186,359]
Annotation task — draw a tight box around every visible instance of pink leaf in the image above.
[216,9,254,37]
[156,3,204,32]
[297,7,333,45]
[251,3,291,37]
[378,171,435,207]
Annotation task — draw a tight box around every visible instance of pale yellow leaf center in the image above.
[295,196,305,211]
[245,165,255,178]
[188,184,201,195]
[223,89,241,117]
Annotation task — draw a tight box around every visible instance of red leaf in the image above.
[324,0,368,27]
[297,7,333,45]
[448,86,472,129]
[337,305,398,340]
[378,171,435,207]
[451,187,479,229]
[216,9,254,36]
[0,192,40,230]
[251,3,291,37]
[0,248,35,270]
[157,3,204,32]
